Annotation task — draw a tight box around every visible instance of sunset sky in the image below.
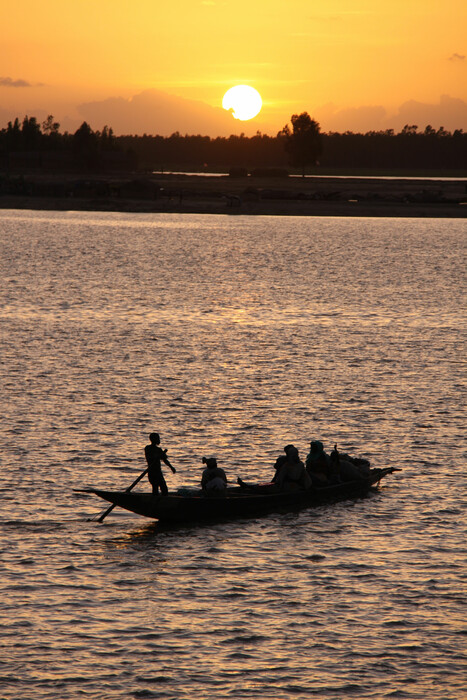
[2,0,466,135]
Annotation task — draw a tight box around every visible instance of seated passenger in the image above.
[271,444,293,483]
[276,445,312,491]
[201,457,228,493]
[340,452,371,476]
[330,446,367,482]
[305,440,330,485]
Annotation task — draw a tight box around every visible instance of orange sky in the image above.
[1,0,466,135]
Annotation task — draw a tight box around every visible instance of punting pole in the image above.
[89,468,149,523]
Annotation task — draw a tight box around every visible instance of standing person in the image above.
[144,433,176,496]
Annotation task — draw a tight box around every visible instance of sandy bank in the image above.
[1,174,466,218]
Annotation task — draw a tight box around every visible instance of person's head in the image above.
[202,456,217,469]
[285,445,299,461]
[149,432,160,445]
[283,444,294,454]
[309,440,324,454]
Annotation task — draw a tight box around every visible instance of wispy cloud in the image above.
[448,53,465,62]
[0,76,44,87]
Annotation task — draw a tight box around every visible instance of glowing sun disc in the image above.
[222,85,262,121]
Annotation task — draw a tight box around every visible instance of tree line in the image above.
[1,113,466,172]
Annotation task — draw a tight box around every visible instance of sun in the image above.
[222,85,262,121]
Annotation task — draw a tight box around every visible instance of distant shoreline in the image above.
[1,173,466,218]
[1,197,465,219]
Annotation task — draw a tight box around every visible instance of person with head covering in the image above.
[305,440,330,485]
[201,457,228,493]
[276,444,312,491]
[144,432,176,496]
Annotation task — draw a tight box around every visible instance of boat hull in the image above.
[88,468,398,523]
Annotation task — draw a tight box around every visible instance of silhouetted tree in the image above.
[1,112,467,174]
[100,125,117,150]
[5,118,22,150]
[21,116,41,149]
[40,115,61,150]
[279,112,322,174]
[73,121,98,167]
[436,126,449,137]
[42,115,60,135]
[400,124,418,135]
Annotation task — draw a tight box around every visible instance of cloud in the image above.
[77,88,264,136]
[448,53,465,62]
[392,95,467,131]
[0,76,32,88]
[313,103,387,133]
[313,96,467,133]
[2,86,465,136]
[0,76,44,88]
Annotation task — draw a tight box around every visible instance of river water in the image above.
[1,210,465,699]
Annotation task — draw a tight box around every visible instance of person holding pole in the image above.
[144,432,176,496]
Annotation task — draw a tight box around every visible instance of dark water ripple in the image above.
[0,211,466,699]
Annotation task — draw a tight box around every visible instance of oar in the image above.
[90,468,149,523]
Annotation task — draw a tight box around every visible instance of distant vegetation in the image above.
[0,114,466,173]
[279,113,323,174]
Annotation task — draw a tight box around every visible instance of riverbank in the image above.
[1,173,466,217]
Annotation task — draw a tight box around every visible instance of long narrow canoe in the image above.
[84,467,399,523]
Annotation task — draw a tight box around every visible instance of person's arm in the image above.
[161,448,176,473]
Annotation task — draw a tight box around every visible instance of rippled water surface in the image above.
[1,210,466,699]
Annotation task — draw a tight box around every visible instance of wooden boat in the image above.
[84,467,399,524]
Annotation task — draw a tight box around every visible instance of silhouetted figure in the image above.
[332,444,370,482]
[305,440,330,485]
[272,443,294,482]
[201,457,227,493]
[144,433,176,496]
[329,444,341,483]
[276,445,312,491]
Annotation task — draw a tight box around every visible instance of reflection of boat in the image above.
[84,467,399,524]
